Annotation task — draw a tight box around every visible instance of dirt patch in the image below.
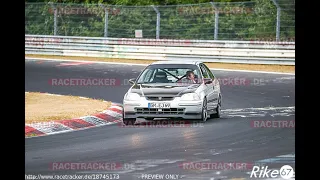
[25,54,294,73]
[25,92,111,124]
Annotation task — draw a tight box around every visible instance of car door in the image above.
[199,64,215,110]
[202,64,219,107]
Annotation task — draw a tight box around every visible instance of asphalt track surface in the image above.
[25,59,295,180]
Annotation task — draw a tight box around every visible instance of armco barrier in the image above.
[25,35,295,65]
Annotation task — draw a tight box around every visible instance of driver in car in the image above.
[185,71,197,83]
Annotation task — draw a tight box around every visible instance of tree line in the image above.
[26,0,251,5]
[25,0,295,41]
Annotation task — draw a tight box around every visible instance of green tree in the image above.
[25,0,294,41]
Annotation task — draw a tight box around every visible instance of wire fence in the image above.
[25,0,295,41]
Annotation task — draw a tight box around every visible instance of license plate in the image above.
[148,102,171,109]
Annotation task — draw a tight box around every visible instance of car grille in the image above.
[135,108,184,114]
[145,96,175,101]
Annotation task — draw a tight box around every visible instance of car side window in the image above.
[202,64,215,80]
[200,64,209,78]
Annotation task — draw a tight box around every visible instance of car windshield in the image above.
[136,64,201,84]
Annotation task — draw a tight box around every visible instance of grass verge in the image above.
[25,54,294,73]
[25,92,111,124]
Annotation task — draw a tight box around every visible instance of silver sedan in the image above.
[122,61,222,125]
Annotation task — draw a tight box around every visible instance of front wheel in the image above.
[122,110,136,125]
[200,98,208,122]
[123,118,136,125]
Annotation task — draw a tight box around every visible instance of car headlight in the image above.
[180,93,201,101]
[124,93,141,101]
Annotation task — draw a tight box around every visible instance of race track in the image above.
[25,59,295,180]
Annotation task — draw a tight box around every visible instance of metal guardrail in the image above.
[25,35,295,65]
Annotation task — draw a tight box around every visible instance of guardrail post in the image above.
[49,2,58,36]
[210,2,219,40]
[104,7,109,37]
[100,4,109,37]
[272,0,281,41]
[151,5,160,39]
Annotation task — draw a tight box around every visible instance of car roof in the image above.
[150,61,203,65]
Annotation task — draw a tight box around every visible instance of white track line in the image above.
[102,110,122,118]
[25,57,295,75]
[109,105,123,110]
[45,93,62,96]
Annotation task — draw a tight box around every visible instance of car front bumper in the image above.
[123,98,203,119]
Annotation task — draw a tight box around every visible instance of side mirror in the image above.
[128,78,136,85]
[204,78,213,85]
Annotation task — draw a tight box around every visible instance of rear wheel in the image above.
[210,96,221,119]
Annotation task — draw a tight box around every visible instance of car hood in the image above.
[130,84,200,96]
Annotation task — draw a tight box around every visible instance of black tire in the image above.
[123,119,136,125]
[200,98,208,122]
[210,95,221,119]
[122,110,136,125]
